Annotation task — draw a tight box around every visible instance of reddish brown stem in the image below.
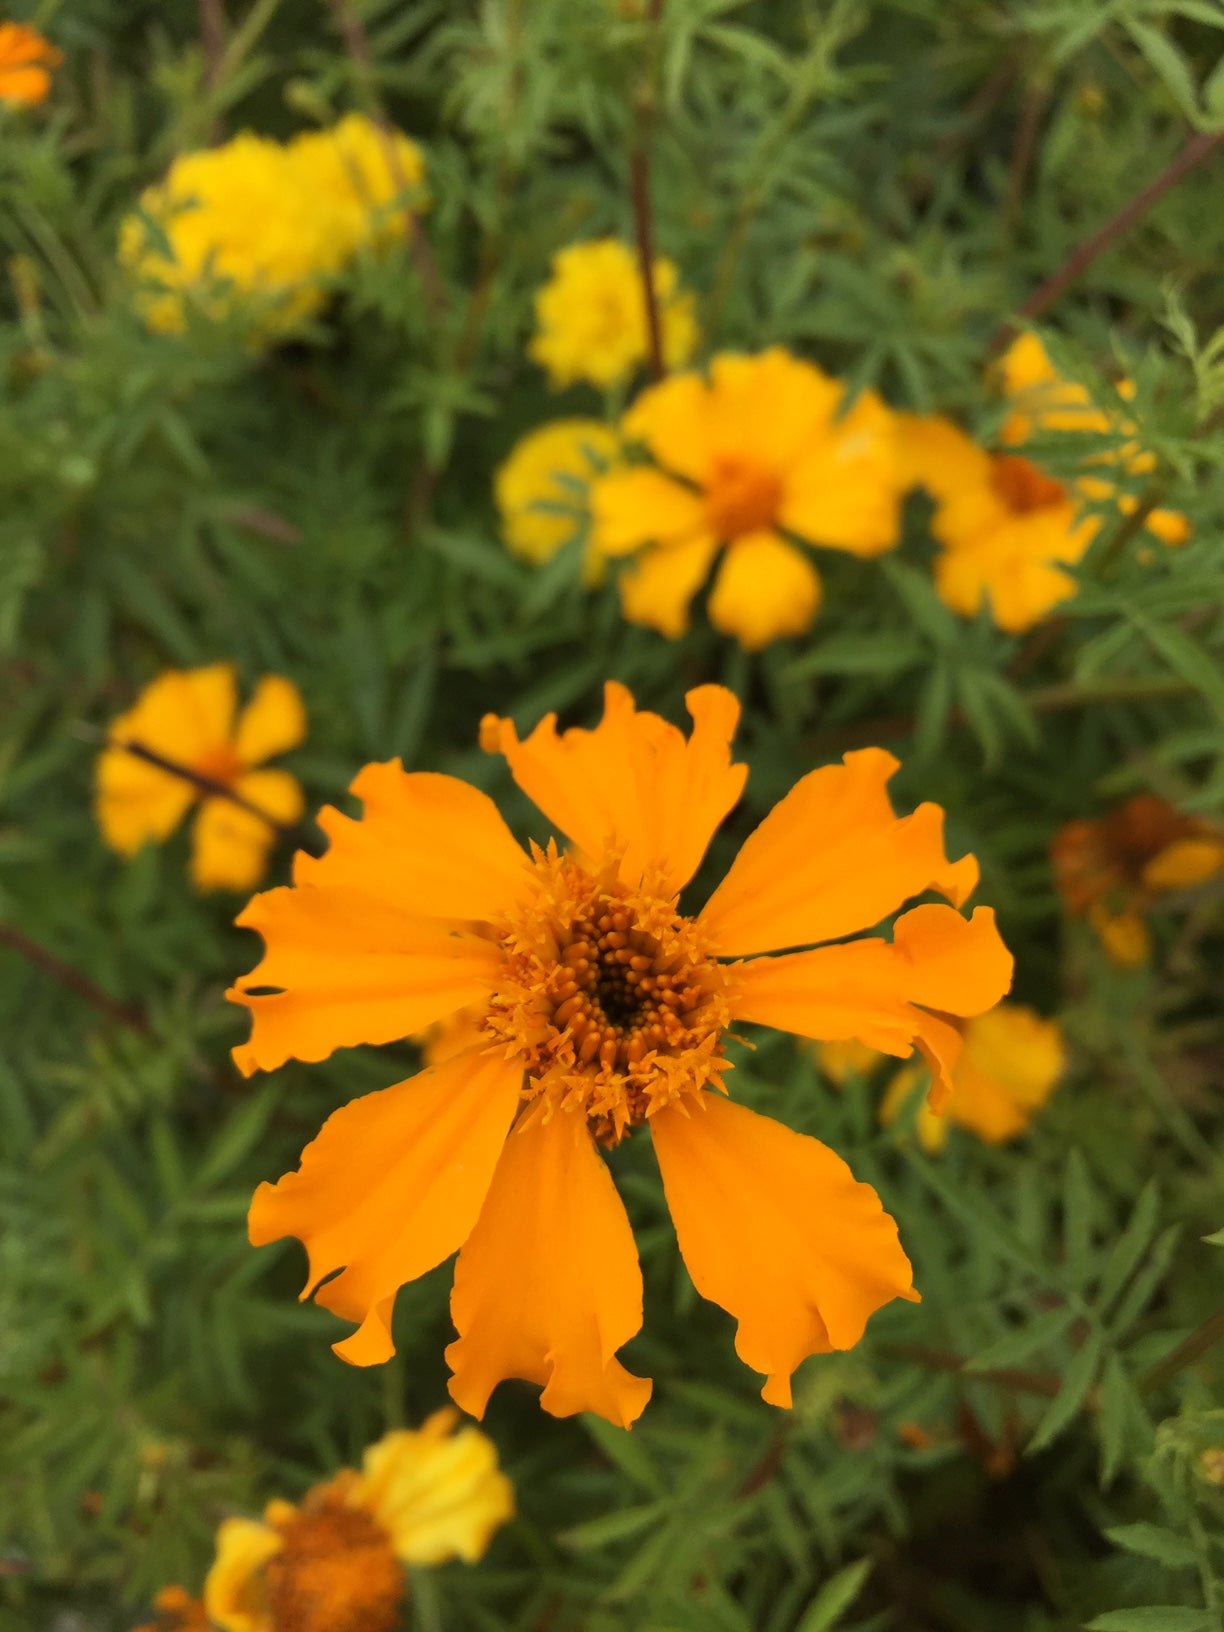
[117,740,298,836]
[881,1342,1062,1399]
[989,130,1222,353]
[0,921,149,1035]
[1141,1304,1224,1395]
[199,0,226,87]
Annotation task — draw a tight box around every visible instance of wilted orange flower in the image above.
[900,333,1190,632]
[1051,793,1224,966]
[879,1003,1066,1151]
[0,22,61,107]
[96,664,306,892]
[230,683,1012,1425]
[591,348,904,650]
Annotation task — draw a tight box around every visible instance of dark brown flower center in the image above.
[705,454,782,538]
[268,1501,403,1632]
[990,453,1065,516]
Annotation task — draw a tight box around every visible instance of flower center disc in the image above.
[488,854,731,1145]
[705,454,782,538]
[990,453,1065,516]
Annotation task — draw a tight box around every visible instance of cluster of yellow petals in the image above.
[494,418,621,580]
[1051,793,1224,966]
[119,115,426,336]
[530,237,698,389]
[135,1412,512,1632]
[876,1003,1067,1151]
[900,334,1191,632]
[0,20,60,106]
[229,682,1013,1425]
[589,348,905,649]
[96,663,306,892]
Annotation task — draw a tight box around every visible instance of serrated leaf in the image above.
[794,1558,873,1632]
[581,1413,665,1496]
[1086,1609,1211,1632]
[1098,1183,1160,1314]
[1202,1227,1224,1246]
[1105,1525,1197,1570]
[557,1501,666,1550]
[1028,1329,1105,1452]
[1126,608,1224,721]
[967,1305,1078,1373]
[1064,1149,1096,1289]
[1124,20,1201,123]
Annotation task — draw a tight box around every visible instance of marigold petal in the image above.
[1141,836,1224,891]
[1144,506,1192,546]
[292,762,533,922]
[776,388,902,555]
[706,530,822,649]
[947,1004,1066,1143]
[933,508,1098,632]
[482,680,745,897]
[726,905,1014,1109]
[95,743,197,855]
[622,370,714,482]
[446,1104,652,1427]
[895,412,996,502]
[652,1095,917,1407]
[349,1414,515,1565]
[204,1517,281,1632]
[618,533,719,638]
[115,663,238,765]
[190,771,303,894]
[230,889,503,1074]
[700,747,978,956]
[248,1048,522,1365]
[589,466,707,557]
[234,675,307,766]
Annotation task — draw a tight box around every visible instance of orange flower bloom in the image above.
[96,664,306,893]
[590,348,904,650]
[0,22,61,108]
[230,684,1012,1425]
[900,334,1190,632]
[879,1003,1066,1151]
[133,1586,210,1632]
[1051,793,1224,966]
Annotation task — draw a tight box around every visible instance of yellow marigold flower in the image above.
[286,113,427,259]
[230,683,1013,1424]
[530,238,698,390]
[590,349,904,650]
[495,418,620,579]
[132,1586,209,1632]
[96,664,306,893]
[204,1412,513,1632]
[901,333,1190,632]
[119,134,336,335]
[879,1003,1066,1151]
[0,21,60,107]
[1051,793,1224,967]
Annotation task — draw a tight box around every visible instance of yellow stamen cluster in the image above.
[487,848,730,1144]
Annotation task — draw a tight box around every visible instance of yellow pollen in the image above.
[487,851,730,1144]
[704,454,782,539]
[989,453,1065,516]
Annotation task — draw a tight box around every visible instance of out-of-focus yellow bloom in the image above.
[119,117,426,336]
[495,419,620,581]
[880,1003,1066,1151]
[814,1038,884,1087]
[900,333,1190,632]
[0,22,60,107]
[1051,793,1224,966]
[96,664,306,893]
[286,113,427,258]
[591,348,904,649]
[204,1412,514,1632]
[530,238,698,390]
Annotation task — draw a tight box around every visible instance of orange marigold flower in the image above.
[204,1411,513,1632]
[132,1586,210,1632]
[1051,793,1224,967]
[96,664,306,893]
[590,348,904,650]
[900,333,1190,632]
[879,1003,1066,1151]
[0,22,61,108]
[230,683,1013,1424]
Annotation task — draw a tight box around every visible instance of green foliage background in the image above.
[3,0,1224,1628]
